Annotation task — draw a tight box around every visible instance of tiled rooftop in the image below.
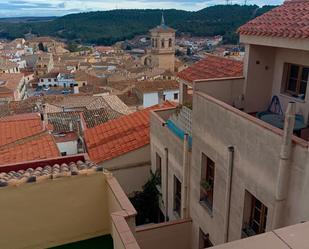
[0,132,60,166]
[177,54,243,83]
[0,113,60,165]
[84,102,175,163]
[238,0,309,39]
[0,113,43,146]
[0,159,102,187]
[0,73,24,92]
[134,80,179,93]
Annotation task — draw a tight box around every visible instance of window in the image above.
[199,228,213,249]
[174,93,178,100]
[61,152,67,156]
[174,176,181,216]
[169,38,173,48]
[151,38,155,48]
[161,39,165,48]
[242,192,268,237]
[200,153,215,211]
[48,79,51,82]
[283,63,309,99]
[41,79,44,82]
[163,94,166,101]
[156,153,162,187]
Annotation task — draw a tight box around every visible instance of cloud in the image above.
[0,0,283,17]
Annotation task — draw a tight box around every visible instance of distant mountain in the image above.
[0,5,276,45]
[0,16,57,23]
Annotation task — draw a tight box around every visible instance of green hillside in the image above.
[0,5,276,45]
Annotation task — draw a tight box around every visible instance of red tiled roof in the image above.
[0,133,60,166]
[84,102,175,163]
[177,54,243,83]
[0,113,43,146]
[238,0,309,39]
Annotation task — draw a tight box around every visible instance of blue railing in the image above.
[166,119,192,147]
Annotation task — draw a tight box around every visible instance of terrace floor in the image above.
[49,235,113,249]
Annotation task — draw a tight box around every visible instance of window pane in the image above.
[287,78,297,92]
[290,65,299,78]
[302,67,309,81]
[300,81,307,96]
[254,209,261,221]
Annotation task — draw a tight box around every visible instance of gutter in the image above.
[224,145,234,242]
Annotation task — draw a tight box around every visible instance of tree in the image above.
[130,171,161,225]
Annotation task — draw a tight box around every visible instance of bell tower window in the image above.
[169,38,172,48]
[161,39,165,48]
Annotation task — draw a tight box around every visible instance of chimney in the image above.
[158,88,164,107]
[73,85,79,94]
[69,121,73,132]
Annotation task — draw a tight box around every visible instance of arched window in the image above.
[151,38,155,48]
[155,39,158,48]
[161,39,165,48]
[169,38,173,48]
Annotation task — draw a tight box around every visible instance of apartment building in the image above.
[150,1,309,248]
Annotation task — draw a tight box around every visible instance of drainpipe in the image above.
[164,147,169,222]
[224,146,234,243]
[273,102,295,229]
[181,133,190,219]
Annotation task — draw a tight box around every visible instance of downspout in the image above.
[164,147,169,222]
[181,133,190,219]
[224,146,234,243]
[273,102,295,229]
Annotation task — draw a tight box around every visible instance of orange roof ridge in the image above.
[84,102,175,163]
[178,54,243,83]
[238,1,309,39]
[0,130,49,150]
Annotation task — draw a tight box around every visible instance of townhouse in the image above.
[150,1,309,248]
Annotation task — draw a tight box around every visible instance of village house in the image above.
[0,59,20,73]
[38,72,59,87]
[133,80,179,108]
[35,53,54,76]
[0,73,26,101]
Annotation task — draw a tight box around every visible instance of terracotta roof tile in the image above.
[0,113,43,146]
[84,102,175,163]
[238,0,309,39]
[177,54,243,83]
[0,133,60,166]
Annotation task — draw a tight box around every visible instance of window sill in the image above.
[199,200,213,218]
[279,93,306,103]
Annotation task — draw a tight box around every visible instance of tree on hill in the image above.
[0,5,276,45]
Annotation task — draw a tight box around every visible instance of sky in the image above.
[0,0,284,17]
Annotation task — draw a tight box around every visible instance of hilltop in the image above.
[0,5,276,45]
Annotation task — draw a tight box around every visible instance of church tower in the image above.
[149,13,176,72]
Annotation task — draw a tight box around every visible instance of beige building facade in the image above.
[150,1,309,248]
